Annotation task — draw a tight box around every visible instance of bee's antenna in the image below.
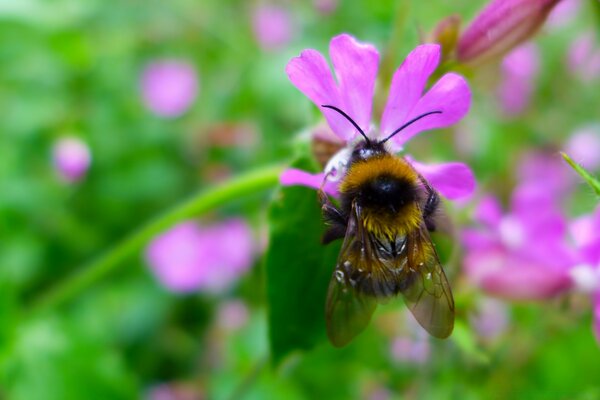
[380,111,443,144]
[321,105,371,144]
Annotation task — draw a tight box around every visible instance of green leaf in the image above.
[561,152,600,197]
[264,156,341,365]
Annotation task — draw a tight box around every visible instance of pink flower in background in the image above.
[497,42,540,116]
[252,5,295,51]
[390,313,430,365]
[518,150,575,197]
[457,0,561,65]
[141,60,198,117]
[145,219,255,293]
[216,300,249,331]
[568,32,600,82]
[568,206,600,343]
[313,0,338,15]
[469,297,510,341]
[281,34,475,200]
[547,0,579,28]
[565,125,600,171]
[52,136,91,183]
[462,188,575,300]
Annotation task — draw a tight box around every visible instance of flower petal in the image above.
[409,158,476,200]
[286,34,380,142]
[329,34,379,136]
[381,44,441,137]
[285,50,347,139]
[388,73,471,147]
[474,195,503,228]
[280,168,339,196]
[464,249,573,300]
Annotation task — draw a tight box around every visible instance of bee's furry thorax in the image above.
[339,151,422,238]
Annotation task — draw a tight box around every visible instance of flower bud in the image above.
[431,14,461,61]
[457,0,562,66]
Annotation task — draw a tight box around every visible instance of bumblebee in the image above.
[318,105,454,347]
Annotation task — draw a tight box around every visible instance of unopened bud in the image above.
[457,0,562,66]
[431,15,461,61]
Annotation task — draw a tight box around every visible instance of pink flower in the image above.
[252,5,295,51]
[216,300,249,331]
[569,206,600,343]
[565,125,600,171]
[313,0,338,15]
[547,0,580,29]
[469,297,510,341]
[457,0,560,65]
[145,219,255,293]
[140,60,198,118]
[497,42,540,116]
[567,32,600,82]
[462,188,575,300]
[52,136,91,183]
[281,34,475,200]
[390,312,430,365]
[518,150,575,197]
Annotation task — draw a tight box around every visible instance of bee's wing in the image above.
[325,201,377,347]
[401,221,455,338]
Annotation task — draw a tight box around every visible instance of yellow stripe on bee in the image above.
[362,205,421,239]
[339,154,418,194]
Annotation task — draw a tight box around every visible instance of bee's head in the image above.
[350,140,387,163]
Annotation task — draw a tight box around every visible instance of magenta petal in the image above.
[329,34,379,135]
[286,50,346,139]
[409,159,476,200]
[461,228,500,251]
[389,73,471,147]
[280,168,339,196]
[464,250,572,300]
[381,44,441,137]
[474,195,503,228]
[286,34,379,142]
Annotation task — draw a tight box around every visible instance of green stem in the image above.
[30,165,284,313]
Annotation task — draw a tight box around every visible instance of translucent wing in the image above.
[401,221,455,338]
[325,201,377,347]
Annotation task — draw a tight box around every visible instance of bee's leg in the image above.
[418,176,440,232]
[318,189,347,244]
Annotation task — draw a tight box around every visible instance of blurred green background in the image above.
[1,0,600,399]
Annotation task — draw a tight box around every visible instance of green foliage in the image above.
[264,156,341,365]
[562,152,600,197]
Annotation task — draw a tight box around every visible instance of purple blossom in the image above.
[547,0,580,29]
[216,300,249,331]
[313,0,338,15]
[497,42,540,116]
[518,150,575,197]
[390,312,431,365]
[568,207,600,343]
[565,125,600,171]
[469,297,510,341]
[462,188,575,300]
[457,0,560,65]
[282,34,475,200]
[140,60,198,118]
[252,5,295,51]
[567,32,600,82]
[52,136,91,183]
[145,219,255,293]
